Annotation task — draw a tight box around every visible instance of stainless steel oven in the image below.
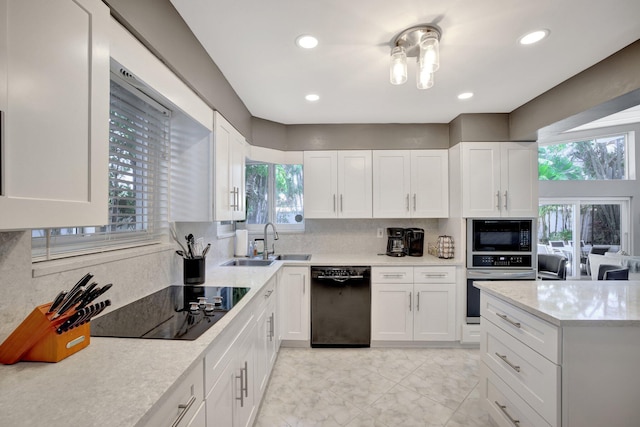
[466,218,536,323]
[466,268,536,323]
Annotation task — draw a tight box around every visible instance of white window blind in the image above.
[32,76,170,260]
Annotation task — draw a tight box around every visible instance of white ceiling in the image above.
[169,0,640,126]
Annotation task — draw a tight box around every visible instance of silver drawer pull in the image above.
[382,274,405,278]
[171,395,196,427]
[495,352,521,373]
[496,312,521,328]
[495,400,520,426]
[264,289,273,298]
[422,273,446,278]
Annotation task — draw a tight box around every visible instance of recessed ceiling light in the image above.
[519,29,549,45]
[296,35,318,49]
[458,92,474,100]
[305,94,320,102]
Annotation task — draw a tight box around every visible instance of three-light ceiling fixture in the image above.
[390,25,441,89]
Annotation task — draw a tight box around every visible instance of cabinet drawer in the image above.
[413,266,455,283]
[481,293,560,363]
[481,319,559,425]
[371,266,413,283]
[480,363,552,427]
[143,360,204,427]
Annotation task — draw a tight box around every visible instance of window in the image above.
[245,162,304,231]
[537,198,630,278]
[32,75,170,260]
[539,133,629,180]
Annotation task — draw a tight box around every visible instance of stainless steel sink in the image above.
[273,254,312,261]
[220,259,276,267]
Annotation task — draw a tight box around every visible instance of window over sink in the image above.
[245,162,304,232]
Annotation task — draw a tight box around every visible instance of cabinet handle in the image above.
[495,352,521,373]
[382,273,405,278]
[243,361,249,398]
[416,292,420,311]
[236,366,245,407]
[303,275,306,294]
[422,273,446,278]
[504,191,508,210]
[496,191,501,210]
[333,194,336,212]
[264,289,273,299]
[269,312,275,341]
[406,194,410,211]
[495,400,521,426]
[413,193,417,211]
[340,194,343,212]
[171,395,196,427]
[409,293,412,312]
[495,312,521,328]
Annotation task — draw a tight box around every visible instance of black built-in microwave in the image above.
[467,219,534,268]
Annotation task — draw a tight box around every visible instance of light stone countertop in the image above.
[0,254,459,427]
[474,280,640,327]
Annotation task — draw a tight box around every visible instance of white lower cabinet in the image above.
[371,266,456,342]
[480,292,560,427]
[278,266,310,342]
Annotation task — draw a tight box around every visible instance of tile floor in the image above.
[255,347,493,427]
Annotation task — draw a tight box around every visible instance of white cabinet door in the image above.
[371,283,413,341]
[337,151,372,218]
[0,0,110,229]
[411,150,449,218]
[460,142,537,218]
[303,151,338,218]
[501,142,538,217]
[461,143,502,218]
[214,112,246,221]
[230,132,246,221]
[372,150,412,218]
[413,283,456,341]
[234,322,257,427]
[254,278,277,401]
[206,357,235,427]
[278,267,310,341]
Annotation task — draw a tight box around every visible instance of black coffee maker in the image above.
[386,228,406,257]
[404,228,425,257]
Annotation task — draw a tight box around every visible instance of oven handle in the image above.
[467,270,536,280]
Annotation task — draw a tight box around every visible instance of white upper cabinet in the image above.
[459,142,538,218]
[214,112,246,221]
[0,0,110,230]
[303,150,372,219]
[373,150,449,218]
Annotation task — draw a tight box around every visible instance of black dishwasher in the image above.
[310,266,371,348]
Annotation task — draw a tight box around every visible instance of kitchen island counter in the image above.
[475,279,640,427]
[474,279,640,326]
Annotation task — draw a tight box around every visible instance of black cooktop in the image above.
[90,286,250,341]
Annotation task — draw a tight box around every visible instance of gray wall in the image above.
[511,40,640,141]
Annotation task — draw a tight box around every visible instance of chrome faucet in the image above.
[263,222,279,259]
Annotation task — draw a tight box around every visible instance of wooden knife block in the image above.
[0,302,90,365]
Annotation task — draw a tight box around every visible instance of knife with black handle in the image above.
[47,290,67,314]
[76,283,112,310]
[56,308,87,334]
[74,282,99,310]
[51,286,86,319]
[68,273,93,296]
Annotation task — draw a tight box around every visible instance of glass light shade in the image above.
[389,46,407,85]
[419,36,439,73]
[417,68,434,90]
